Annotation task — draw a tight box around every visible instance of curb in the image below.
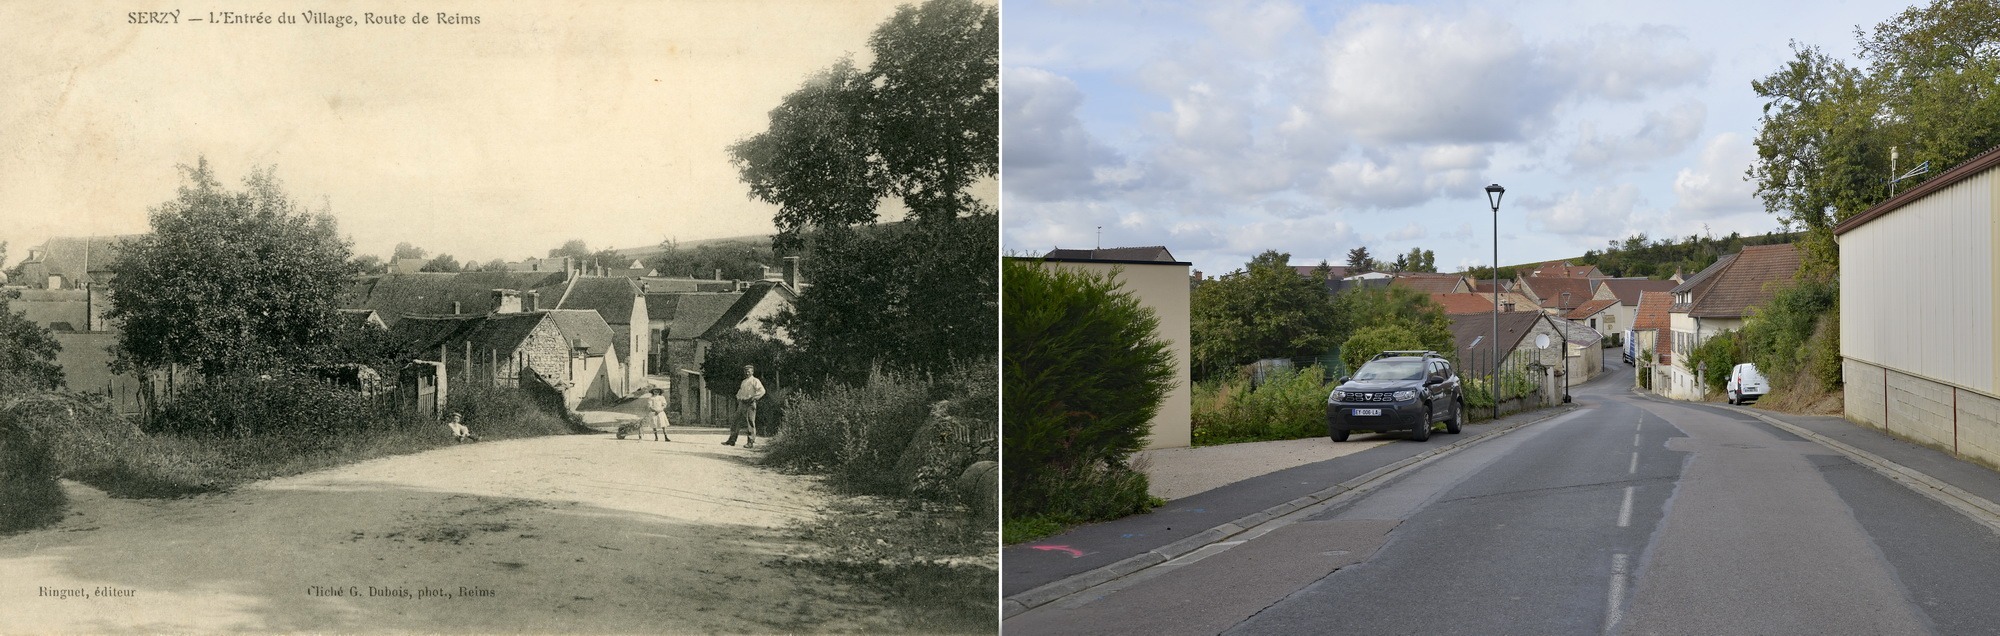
[1627,388,2000,535]
[1001,404,1580,619]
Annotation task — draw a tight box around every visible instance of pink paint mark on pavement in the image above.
[1030,545,1085,558]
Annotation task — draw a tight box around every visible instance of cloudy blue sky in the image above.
[1002,0,1914,276]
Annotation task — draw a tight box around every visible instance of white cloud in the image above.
[1001,67,1126,201]
[1386,222,1427,241]
[1673,132,1760,218]
[1523,184,1649,241]
[1568,101,1706,172]
[1548,25,1712,101]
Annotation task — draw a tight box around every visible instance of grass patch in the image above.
[17,382,577,499]
[1002,515,1064,545]
[771,497,996,634]
[1191,366,1328,446]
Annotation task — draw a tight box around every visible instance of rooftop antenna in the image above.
[1889,146,1928,196]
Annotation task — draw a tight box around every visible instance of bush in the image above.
[147,370,391,439]
[702,329,789,433]
[1002,260,1173,523]
[0,404,65,533]
[1741,280,1840,392]
[1687,330,1746,394]
[1340,325,1424,373]
[1192,365,1328,445]
[764,360,995,507]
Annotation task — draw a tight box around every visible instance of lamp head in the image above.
[1485,183,1505,211]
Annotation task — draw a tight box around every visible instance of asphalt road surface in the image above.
[1007,359,2000,635]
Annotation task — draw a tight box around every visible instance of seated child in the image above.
[445,413,479,442]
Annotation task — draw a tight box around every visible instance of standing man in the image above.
[725,364,766,447]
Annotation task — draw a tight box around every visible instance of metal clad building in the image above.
[1837,148,2000,465]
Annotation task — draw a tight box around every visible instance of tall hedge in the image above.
[1003,260,1174,522]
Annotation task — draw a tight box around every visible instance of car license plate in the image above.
[1352,408,1382,416]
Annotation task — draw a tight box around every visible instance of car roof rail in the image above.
[1373,350,1441,359]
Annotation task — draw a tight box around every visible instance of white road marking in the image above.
[1628,452,1639,474]
[1617,486,1635,527]
[1605,553,1630,634]
[1633,433,1641,447]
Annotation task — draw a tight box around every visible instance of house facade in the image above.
[1030,247,1193,450]
[1662,244,1803,400]
[14,236,135,289]
[1836,147,2000,467]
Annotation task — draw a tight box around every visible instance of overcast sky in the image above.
[1,0,996,267]
[1001,0,1915,276]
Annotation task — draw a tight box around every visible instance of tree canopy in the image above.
[729,0,997,235]
[106,159,352,376]
[0,290,64,392]
[1190,250,1340,379]
[1750,0,2000,280]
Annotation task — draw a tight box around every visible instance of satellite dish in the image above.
[1535,334,1551,350]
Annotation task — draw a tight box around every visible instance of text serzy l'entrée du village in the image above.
[128,10,480,28]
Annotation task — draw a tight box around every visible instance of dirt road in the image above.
[0,429,891,634]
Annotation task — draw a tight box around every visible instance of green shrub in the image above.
[147,370,390,439]
[1191,365,1327,445]
[1688,330,1746,394]
[1741,280,1840,392]
[764,360,994,504]
[1003,259,1173,523]
[1340,325,1424,372]
[0,404,65,533]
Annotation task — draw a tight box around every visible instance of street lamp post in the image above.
[1552,292,1568,404]
[1485,183,1505,422]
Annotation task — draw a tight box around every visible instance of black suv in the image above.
[1326,351,1465,442]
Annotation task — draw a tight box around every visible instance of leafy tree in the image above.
[107,159,352,376]
[1751,0,2000,281]
[1003,259,1171,523]
[648,239,776,281]
[1341,324,1424,373]
[547,239,590,261]
[1190,251,1340,379]
[1345,247,1375,274]
[729,0,997,235]
[347,254,387,276]
[776,217,996,387]
[1331,286,1455,363]
[0,290,64,392]
[392,242,428,261]
[1406,248,1437,273]
[419,254,463,273]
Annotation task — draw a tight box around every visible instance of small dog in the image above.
[446,414,480,442]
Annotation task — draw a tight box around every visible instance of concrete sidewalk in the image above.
[1002,404,1577,608]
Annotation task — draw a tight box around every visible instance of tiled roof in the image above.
[1564,298,1620,320]
[1391,273,1465,294]
[1554,319,1604,347]
[638,277,738,293]
[21,236,137,284]
[658,292,743,340]
[545,309,617,357]
[550,277,642,325]
[1598,278,1680,305]
[1669,253,1736,303]
[1450,311,1549,375]
[1689,244,1802,318]
[1520,276,1594,310]
[339,271,569,326]
[1044,246,1179,262]
[700,282,792,340]
[1470,279,1511,293]
[1529,261,1603,278]
[1433,293,1501,315]
[1291,264,1350,279]
[1633,291,1673,365]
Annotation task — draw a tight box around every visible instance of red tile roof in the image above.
[1433,293,1500,315]
[1392,273,1466,294]
[1529,261,1604,278]
[1633,291,1673,364]
[1563,298,1619,320]
[1598,278,1680,306]
[1520,276,1594,310]
[1688,244,1803,318]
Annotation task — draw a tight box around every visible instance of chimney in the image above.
[783,256,801,289]
[714,268,723,281]
[493,289,522,314]
[522,290,538,313]
[452,301,462,314]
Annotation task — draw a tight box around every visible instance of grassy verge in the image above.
[769,497,996,634]
[17,383,578,499]
[1191,366,1327,447]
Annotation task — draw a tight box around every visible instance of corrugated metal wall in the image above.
[1842,169,1997,394]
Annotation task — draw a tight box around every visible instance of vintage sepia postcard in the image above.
[0,1,998,633]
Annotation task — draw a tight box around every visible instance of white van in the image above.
[1727,362,1768,405]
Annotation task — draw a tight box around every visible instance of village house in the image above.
[543,276,651,397]
[1031,246,1192,449]
[387,309,619,410]
[1662,243,1803,400]
[1632,290,1673,390]
[1836,146,2000,466]
[1514,275,1596,316]
[13,236,135,289]
[1588,278,1681,344]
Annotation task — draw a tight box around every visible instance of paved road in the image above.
[1007,359,2000,635]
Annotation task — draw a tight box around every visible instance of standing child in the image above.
[646,386,671,442]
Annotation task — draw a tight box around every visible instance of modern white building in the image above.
[1036,247,1193,450]
[1838,147,2000,466]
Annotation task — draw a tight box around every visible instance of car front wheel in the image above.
[1331,429,1350,442]
[1410,410,1431,442]
[1445,399,1463,434]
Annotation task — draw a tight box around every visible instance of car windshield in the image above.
[1353,359,1425,381]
